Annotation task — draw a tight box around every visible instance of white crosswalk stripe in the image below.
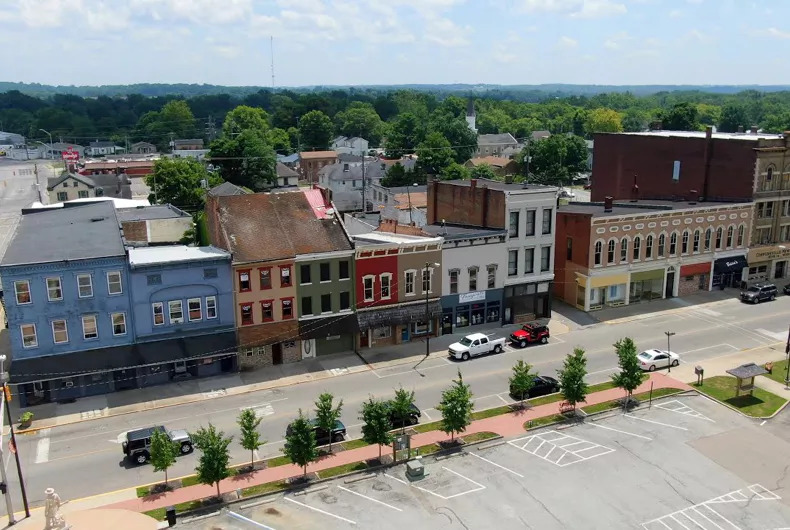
[508,430,614,467]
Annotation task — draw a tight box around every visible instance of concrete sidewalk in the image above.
[106,373,688,514]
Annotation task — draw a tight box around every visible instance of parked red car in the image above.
[509,322,550,348]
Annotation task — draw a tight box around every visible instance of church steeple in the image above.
[466,97,477,133]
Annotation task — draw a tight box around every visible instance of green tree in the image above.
[389,386,416,434]
[557,348,589,411]
[385,112,424,158]
[360,398,393,460]
[222,105,270,137]
[438,370,474,441]
[283,410,319,477]
[622,108,648,132]
[658,103,700,131]
[299,110,334,150]
[267,127,293,154]
[192,424,233,499]
[696,103,721,127]
[508,360,536,408]
[611,337,644,407]
[145,158,222,207]
[584,108,623,135]
[314,392,343,454]
[149,428,179,487]
[470,163,497,180]
[209,129,276,190]
[430,117,477,163]
[416,132,454,175]
[529,134,588,186]
[238,408,264,471]
[718,103,748,133]
[334,102,384,145]
[440,162,471,181]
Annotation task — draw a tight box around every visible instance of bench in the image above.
[559,401,575,414]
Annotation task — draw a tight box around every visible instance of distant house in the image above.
[331,136,369,156]
[277,153,299,167]
[464,156,520,178]
[0,130,25,146]
[318,156,417,212]
[42,142,85,160]
[299,151,338,184]
[531,130,551,141]
[172,139,208,160]
[46,172,132,203]
[476,133,518,157]
[276,162,298,188]
[368,184,428,227]
[130,141,156,154]
[207,182,251,198]
[87,140,124,157]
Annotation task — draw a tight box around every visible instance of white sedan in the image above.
[637,349,680,371]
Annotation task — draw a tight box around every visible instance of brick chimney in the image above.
[737,125,744,133]
[750,125,759,134]
[604,196,613,213]
[689,189,698,205]
[470,179,477,190]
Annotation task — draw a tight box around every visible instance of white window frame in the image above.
[540,246,551,272]
[363,275,375,302]
[20,323,37,348]
[633,236,641,261]
[46,277,63,302]
[77,273,93,298]
[421,267,435,294]
[106,270,123,295]
[111,312,127,336]
[468,266,478,291]
[205,296,217,319]
[14,280,31,305]
[51,319,68,344]
[152,302,165,326]
[188,297,202,322]
[449,269,459,294]
[380,273,392,300]
[168,300,184,324]
[404,270,416,296]
[82,314,98,340]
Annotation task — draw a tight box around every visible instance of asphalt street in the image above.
[5,295,789,508]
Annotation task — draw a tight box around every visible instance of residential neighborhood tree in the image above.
[238,408,264,471]
[416,132,454,175]
[470,163,497,181]
[389,386,417,434]
[438,370,474,441]
[149,428,179,488]
[718,103,749,133]
[584,107,623,135]
[440,162,471,181]
[298,110,334,150]
[222,105,270,137]
[209,128,277,190]
[314,392,343,454]
[557,348,589,411]
[508,360,536,408]
[360,397,393,460]
[334,102,384,145]
[283,410,319,477]
[145,157,222,207]
[611,337,644,407]
[192,424,233,499]
[385,112,425,158]
[658,102,700,131]
[528,134,588,186]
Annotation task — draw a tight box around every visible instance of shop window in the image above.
[486,302,500,323]
[645,235,653,258]
[456,305,470,327]
[693,230,700,252]
[633,236,641,260]
[726,226,734,248]
[411,320,432,335]
[620,238,628,262]
[470,303,485,325]
[607,239,616,264]
[373,326,391,339]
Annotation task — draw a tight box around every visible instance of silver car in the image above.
[638,349,680,371]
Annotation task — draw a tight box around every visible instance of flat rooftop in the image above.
[440,178,556,192]
[613,130,784,141]
[559,199,752,218]
[128,245,230,268]
[116,204,189,222]
[422,223,507,241]
[352,232,442,246]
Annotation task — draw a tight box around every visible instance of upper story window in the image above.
[203,268,218,279]
[704,228,712,251]
[321,293,332,313]
[152,302,164,326]
[281,298,293,319]
[607,239,616,264]
[77,274,93,298]
[758,202,774,218]
[542,209,553,235]
[508,249,518,276]
[421,268,432,293]
[669,232,678,256]
[340,291,350,311]
[339,260,350,280]
[508,211,519,237]
[188,298,202,321]
[320,263,331,282]
[524,248,535,274]
[487,265,496,288]
[693,230,700,252]
[620,238,628,262]
[681,231,689,254]
[260,268,271,289]
[46,277,62,302]
[381,273,392,299]
[280,266,292,287]
[300,264,311,284]
[301,296,312,316]
[525,210,536,236]
[633,236,641,260]
[20,323,37,348]
[261,300,274,322]
[169,300,184,324]
[112,312,127,336]
[449,270,459,294]
[645,235,653,258]
[726,226,734,248]
[363,275,375,301]
[405,270,416,295]
[761,167,774,191]
[51,320,68,344]
[737,224,745,246]
[715,227,723,249]
[82,314,98,340]
[540,246,551,272]
[657,234,665,257]
[594,241,602,266]
[238,270,251,292]
[240,303,253,325]
[107,271,123,295]
[468,267,478,291]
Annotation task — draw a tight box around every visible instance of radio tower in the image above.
[270,36,276,90]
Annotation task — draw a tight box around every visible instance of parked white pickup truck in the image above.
[448,332,506,361]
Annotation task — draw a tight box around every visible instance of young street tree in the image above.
[192,424,233,499]
[611,337,644,408]
[283,410,319,477]
[149,428,179,487]
[389,386,417,434]
[238,408,264,471]
[508,359,536,408]
[557,348,589,411]
[438,370,474,441]
[314,392,343,454]
[360,398,393,460]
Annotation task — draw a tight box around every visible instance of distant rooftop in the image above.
[300,151,338,159]
[439,178,557,192]
[26,197,150,211]
[1,202,124,267]
[207,182,251,197]
[116,204,190,222]
[128,245,230,268]
[559,199,751,218]
[613,130,784,141]
[422,223,507,241]
[352,232,442,246]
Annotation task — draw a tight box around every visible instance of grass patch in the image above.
[264,455,292,468]
[412,420,443,433]
[136,486,150,498]
[180,475,201,488]
[694,376,787,417]
[413,443,442,456]
[241,480,289,498]
[471,405,513,421]
[587,381,619,393]
[342,439,370,450]
[318,461,367,479]
[581,400,621,414]
[144,500,202,521]
[526,393,564,407]
[461,431,499,443]
[763,359,789,386]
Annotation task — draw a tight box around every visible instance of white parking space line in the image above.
[655,400,715,423]
[227,510,278,530]
[624,415,689,431]
[383,473,408,486]
[468,452,524,478]
[441,467,486,499]
[497,394,511,405]
[284,497,357,525]
[35,437,50,464]
[668,514,691,530]
[679,344,738,357]
[509,430,615,467]
[337,486,402,512]
[588,422,652,440]
[421,409,433,420]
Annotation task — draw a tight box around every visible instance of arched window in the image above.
[716,227,723,249]
[681,230,690,254]
[726,225,734,248]
[607,239,616,264]
[693,229,700,252]
[704,228,712,251]
[645,235,654,258]
[620,237,628,262]
[737,224,745,247]
[657,234,665,257]
[594,241,603,266]
[633,236,641,260]
[669,232,678,255]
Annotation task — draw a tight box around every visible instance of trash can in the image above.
[165,506,176,527]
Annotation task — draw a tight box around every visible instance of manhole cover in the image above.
[265,507,280,516]
[319,493,338,504]
[372,481,392,492]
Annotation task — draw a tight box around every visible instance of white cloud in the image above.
[669,9,682,17]
[424,16,472,47]
[17,0,83,28]
[603,30,631,50]
[764,27,790,39]
[570,0,626,18]
[557,35,578,49]
[519,0,625,18]
[684,29,710,42]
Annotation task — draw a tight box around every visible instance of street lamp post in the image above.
[424,262,440,357]
[784,324,790,389]
[39,129,53,160]
[0,356,14,525]
[665,331,676,373]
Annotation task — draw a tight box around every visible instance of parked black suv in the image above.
[385,402,422,428]
[122,426,193,465]
[509,376,561,400]
[740,283,777,304]
[286,419,346,446]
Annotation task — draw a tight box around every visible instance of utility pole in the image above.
[270,36,276,90]
[206,116,217,142]
[361,154,366,213]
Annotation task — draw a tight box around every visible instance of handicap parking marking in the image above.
[642,483,781,530]
[284,496,357,525]
[508,430,615,467]
[654,400,716,423]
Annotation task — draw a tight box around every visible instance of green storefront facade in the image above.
[629,268,665,303]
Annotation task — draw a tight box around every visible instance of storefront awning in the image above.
[358,301,443,331]
[298,314,359,340]
[713,255,748,274]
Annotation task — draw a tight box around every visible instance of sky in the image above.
[0,0,787,87]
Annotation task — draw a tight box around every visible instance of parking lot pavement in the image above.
[180,394,790,530]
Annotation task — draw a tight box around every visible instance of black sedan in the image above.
[784,284,790,295]
[509,376,561,400]
[386,402,422,428]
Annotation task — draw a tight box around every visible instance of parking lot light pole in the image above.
[665,331,676,373]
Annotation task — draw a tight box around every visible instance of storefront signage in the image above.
[458,291,486,303]
[748,246,790,263]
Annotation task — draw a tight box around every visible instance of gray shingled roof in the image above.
[207,182,250,197]
[477,133,518,146]
[726,363,768,379]
[47,173,95,191]
[1,201,124,266]
[320,158,416,182]
[276,162,298,178]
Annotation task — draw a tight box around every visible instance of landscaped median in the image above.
[693,375,788,418]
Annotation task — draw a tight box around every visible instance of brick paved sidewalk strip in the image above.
[106,373,688,514]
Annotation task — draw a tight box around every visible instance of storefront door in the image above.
[775,261,786,280]
[665,272,675,298]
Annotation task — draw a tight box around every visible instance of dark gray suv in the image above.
[740,283,777,304]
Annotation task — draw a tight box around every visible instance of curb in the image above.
[689,388,789,420]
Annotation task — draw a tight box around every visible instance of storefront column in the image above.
[624,273,631,305]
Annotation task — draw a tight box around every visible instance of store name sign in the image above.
[749,246,790,262]
[458,291,486,303]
